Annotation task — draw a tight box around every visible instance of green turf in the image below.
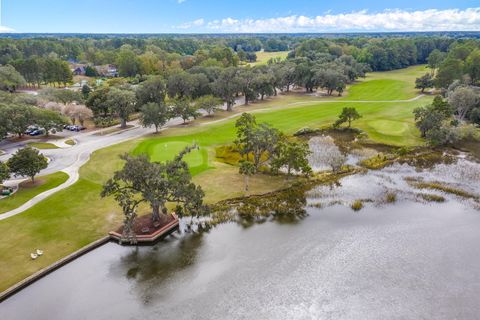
[344,65,429,101]
[0,66,434,292]
[133,140,211,176]
[0,172,69,214]
[64,139,76,146]
[248,51,289,66]
[27,142,59,149]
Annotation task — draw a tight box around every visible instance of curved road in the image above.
[0,94,426,220]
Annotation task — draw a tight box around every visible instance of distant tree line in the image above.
[0,35,475,82]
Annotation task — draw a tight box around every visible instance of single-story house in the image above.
[95,64,119,77]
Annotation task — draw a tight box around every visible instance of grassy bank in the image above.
[0,172,69,214]
[0,66,431,292]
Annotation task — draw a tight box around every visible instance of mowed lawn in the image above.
[0,172,69,214]
[26,142,60,150]
[248,51,290,66]
[0,66,432,292]
[344,65,429,101]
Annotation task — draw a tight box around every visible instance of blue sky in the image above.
[1,0,479,33]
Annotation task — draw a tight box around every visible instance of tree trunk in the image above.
[226,101,233,112]
[152,202,162,222]
[245,175,249,192]
[31,176,35,184]
[155,125,159,133]
[120,118,127,128]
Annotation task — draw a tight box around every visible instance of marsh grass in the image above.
[412,182,478,200]
[351,200,364,211]
[419,193,446,203]
[386,192,397,203]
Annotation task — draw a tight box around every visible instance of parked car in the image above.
[29,129,45,136]
[69,125,86,132]
[25,126,38,134]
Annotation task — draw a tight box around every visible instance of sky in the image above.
[0,0,479,33]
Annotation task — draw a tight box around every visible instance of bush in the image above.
[395,147,411,156]
[93,116,119,128]
[215,145,243,165]
[426,126,459,147]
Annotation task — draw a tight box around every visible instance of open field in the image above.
[248,51,290,66]
[0,66,432,292]
[0,172,69,215]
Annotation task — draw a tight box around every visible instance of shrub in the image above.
[93,116,119,128]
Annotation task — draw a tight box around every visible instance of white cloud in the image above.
[176,18,205,29]
[178,8,480,32]
[0,25,15,33]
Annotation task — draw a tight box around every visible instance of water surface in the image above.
[1,158,480,320]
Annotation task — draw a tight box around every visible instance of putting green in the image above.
[134,140,210,175]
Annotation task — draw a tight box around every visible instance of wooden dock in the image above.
[109,213,180,244]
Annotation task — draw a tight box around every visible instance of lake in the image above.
[1,155,479,320]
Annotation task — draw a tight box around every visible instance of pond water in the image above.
[1,154,480,319]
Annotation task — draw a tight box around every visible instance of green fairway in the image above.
[0,66,433,292]
[344,65,429,101]
[345,79,414,101]
[0,172,69,214]
[248,51,289,66]
[27,142,60,149]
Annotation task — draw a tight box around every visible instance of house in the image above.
[70,63,87,76]
[73,66,87,76]
[94,64,118,78]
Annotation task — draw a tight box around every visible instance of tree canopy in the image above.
[7,147,48,183]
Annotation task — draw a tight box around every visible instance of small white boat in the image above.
[36,249,44,256]
[30,253,38,260]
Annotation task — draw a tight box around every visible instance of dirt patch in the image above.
[19,179,46,189]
